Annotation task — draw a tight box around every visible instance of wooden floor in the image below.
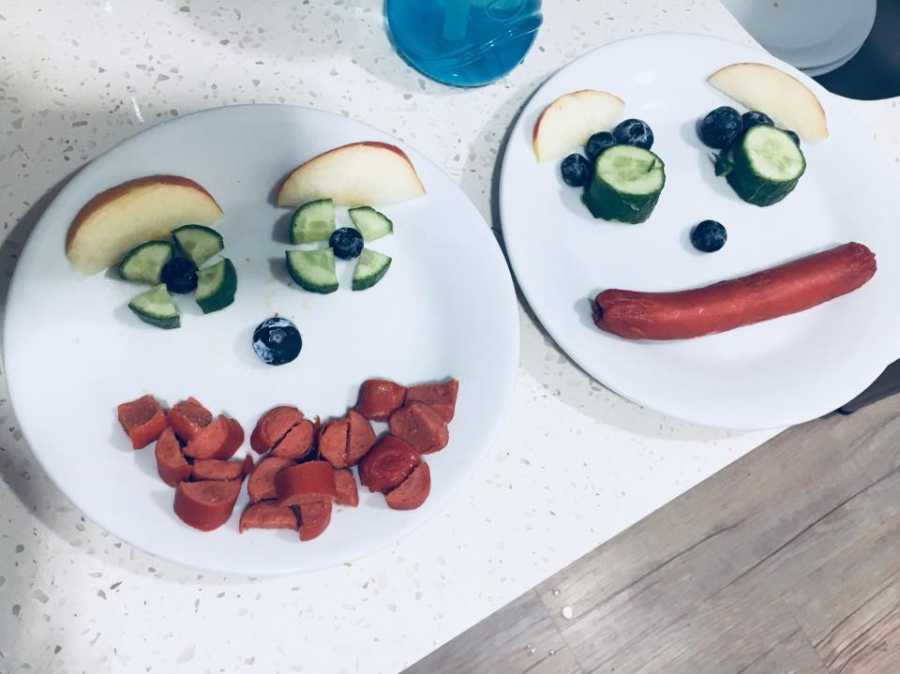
[405,394,900,673]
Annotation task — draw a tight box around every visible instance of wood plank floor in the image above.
[405,395,900,673]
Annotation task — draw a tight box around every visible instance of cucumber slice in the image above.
[582,145,666,224]
[172,225,224,267]
[290,199,335,244]
[195,258,238,314]
[352,249,391,291]
[128,284,180,329]
[286,249,339,294]
[118,240,174,284]
[349,207,393,241]
[725,125,805,206]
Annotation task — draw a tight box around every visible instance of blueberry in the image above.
[160,256,198,294]
[584,131,616,162]
[698,106,742,149]
[742,111,773,130]
[783,129,801,146]
[613,119,654,150]
[252,316,302,366]
[560,154,591,187]
[690,220,727,253]
[329,227,364,260]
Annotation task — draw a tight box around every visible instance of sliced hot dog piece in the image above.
[359,435,420,493]
[168,397,213,443]
[183,415,230,459]
[275,461,337,506]
[191,456,250,482]
[385,462,431,510]
[247,456,293,503]
[405,379,459,423]
[271,419,315,460]
[154,428,191,487]
[250,405,303,454]
[117,394,168,449]
[212,417,245,460]
[356,379,407,421]
[298,500,333,542]
[173,480,241,531]
[239,502,298,533]
[333,469,359,507]
[389,402,449,454]
[318,419,350,468]
[347,410,376,465]
[594,242,877,340]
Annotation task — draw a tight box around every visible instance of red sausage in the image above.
[406,379,459,423]
[212,417,245,460]
[247,456,293,502]
[594,242,877,340]
[173,480,241,531]
[318,419,349,468]
[356,379,407,421]
[333,469,359,507]
[275,461,337,506]
[386,462,431,510]
[359,435,420,493]
[298,500,332,542]
[346,410,376,465]
[154,428,191,487]
[191,458,248,482]
[239,502,298,533]
[271,419,315,460]
[117,394,168,449]
[183,415,230,459]
[389,403,449,454]
[250,406,303,454]
[168,397,212,443]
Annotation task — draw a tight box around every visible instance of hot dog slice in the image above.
[594,242,877,340]
[191,456,252,482]
[239,502,298,533]
[406,379,459,423]
[389,402,449,454]
[333,469,359,507]
[213,417,245,460]
[298,500,332,542]
[173,480,241,531]
[154,428,191,487]
[359,435,420,493]
[250,405,303,454]
[168,397,212,443]
[318,419,350,468]
[117,394,168,449]
[385,462,431,510]
[183,415,230,459]
[356,379,407,421]
[275,461,337,506]
[271,419,315,460]
[247,456,293,503]
[347,410,376,465]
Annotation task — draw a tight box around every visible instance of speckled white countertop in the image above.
[1,2,898,673]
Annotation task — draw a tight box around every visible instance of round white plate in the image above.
[4,105,519,574]
[500,33,900,430]
[801,44,863,78]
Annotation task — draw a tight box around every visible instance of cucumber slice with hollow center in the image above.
[725,125,805,207]
[195,257,238,314]
[290,199,335,244]
[582,145,666,224]
[118,240,174,284]
[172,224,224,267]
[128,283,180,329]
[352,249,391,291]
[286,249,339,294]
[349,206,393,241]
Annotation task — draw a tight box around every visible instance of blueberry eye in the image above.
[252,317,302,365]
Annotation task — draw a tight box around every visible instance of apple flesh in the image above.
[708,63,828,141]
[276,141,426,208]
[66,175,223,275]
[532,89,625,163]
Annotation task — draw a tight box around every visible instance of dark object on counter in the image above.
[838,360,900,414]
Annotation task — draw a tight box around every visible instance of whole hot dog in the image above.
[593,242,876,340]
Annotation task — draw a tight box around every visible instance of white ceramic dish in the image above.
[4,105,519,574]
[802,44,863,78]
[500,33,900,430]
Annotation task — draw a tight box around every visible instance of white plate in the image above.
[500,33,900,430]
[801,44,863,78]
[3,105,519,574]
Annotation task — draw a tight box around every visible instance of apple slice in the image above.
[532,89,625,163]
[66,175,223,275]
[708,63,828,141]
[276,142,425,208]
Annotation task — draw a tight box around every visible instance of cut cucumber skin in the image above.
[349,207,393,242]
[128,284,180,330]
[118,241,174,285]
[290,199,335,244]
[172,225,224,267]
[582,146,666,224]
[285,250,339,294]
[352,249,392,291]
[725,126,805,207]
[196,258,238,314]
